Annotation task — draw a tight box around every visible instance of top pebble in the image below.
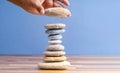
[44,23,66,29]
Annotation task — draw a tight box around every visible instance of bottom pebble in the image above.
[38,61,71,70]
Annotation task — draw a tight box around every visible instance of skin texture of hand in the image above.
[8,0,70,15]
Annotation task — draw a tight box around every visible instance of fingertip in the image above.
[59,0,70,6]
[38,5,45,15]
[66,1,70,6]
[40,10,45,15]
[68,13,71,17]
[67,2,70,6]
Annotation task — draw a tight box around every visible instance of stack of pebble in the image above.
[38,23,71,70]
[38,7,71,70]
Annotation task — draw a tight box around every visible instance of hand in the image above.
[8,0,70,15]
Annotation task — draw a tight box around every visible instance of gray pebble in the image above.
[46,29,65,35]
[48,34,62,40]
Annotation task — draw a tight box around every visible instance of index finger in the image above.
[59,0,70,6]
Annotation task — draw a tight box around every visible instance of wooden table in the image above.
[1,55,120,73]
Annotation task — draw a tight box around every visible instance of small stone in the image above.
[44,23,66,29]
[46,44,64,51]
[44,51,66,57]
[46,29,65,35]
[48,34,62,40]
[38,61,71,70]
[43,56,67,62]
[45,7,71,18]
[48,40,62,45]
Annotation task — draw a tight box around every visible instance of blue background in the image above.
[1,0,120,55]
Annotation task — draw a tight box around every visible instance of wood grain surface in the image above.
[1,55,120,73]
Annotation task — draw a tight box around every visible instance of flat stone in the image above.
[43,56,67,62]
[48,34,62,40]
[48,40,62,45]
[44,23,65,29]
[46,44,64,51]
[45,7,71,18]
[38,61,71,70]
[44,51,66,57]
[46,29,65,35]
